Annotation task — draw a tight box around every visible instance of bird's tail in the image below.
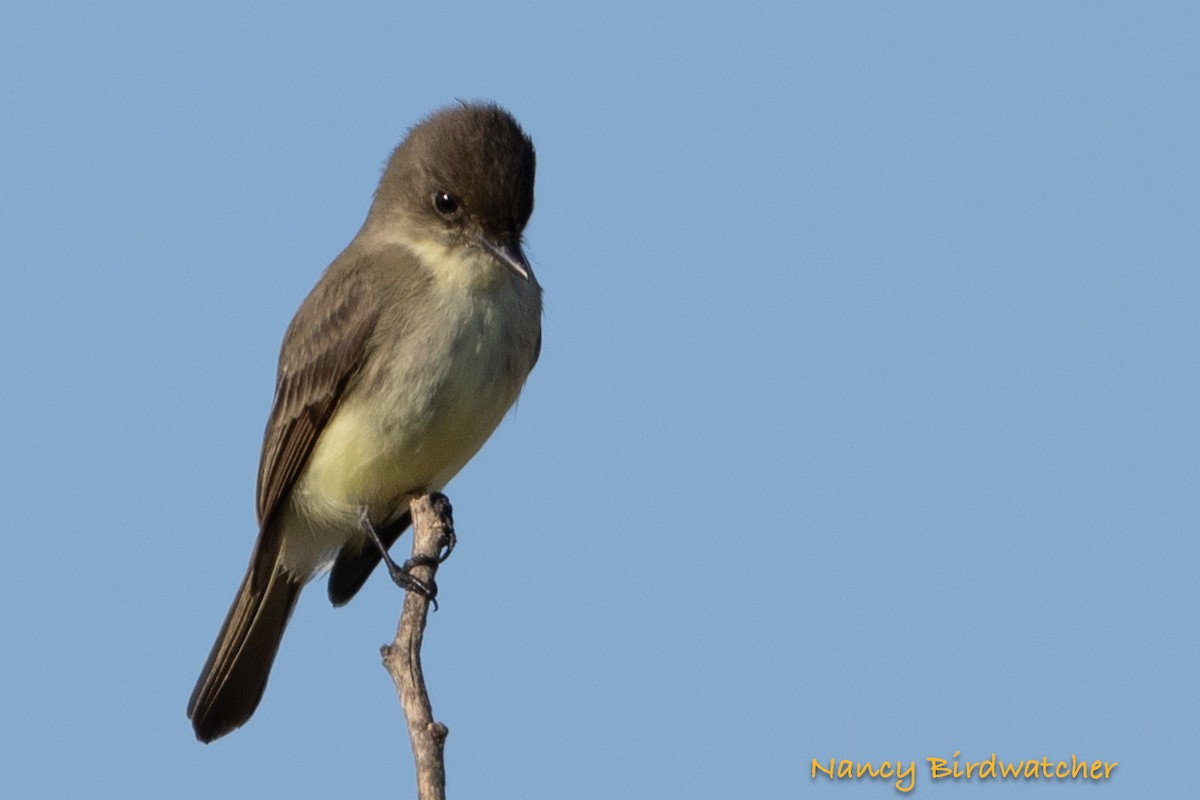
[187,555,301,743]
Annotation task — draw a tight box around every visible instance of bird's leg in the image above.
[358,506,439,606]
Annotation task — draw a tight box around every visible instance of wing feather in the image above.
[248,263,379,587]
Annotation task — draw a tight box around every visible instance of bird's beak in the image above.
[480,236,533,282]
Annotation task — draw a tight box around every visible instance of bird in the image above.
[188,102,541,743]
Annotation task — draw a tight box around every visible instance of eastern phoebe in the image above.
[187,103,541,743]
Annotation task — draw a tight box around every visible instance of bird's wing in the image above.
[249,263,379,586]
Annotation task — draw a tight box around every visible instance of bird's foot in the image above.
[358,506,441,609]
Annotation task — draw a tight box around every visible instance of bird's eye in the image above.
[433,191,460,217]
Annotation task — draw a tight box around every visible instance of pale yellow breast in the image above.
[292,241,536,532]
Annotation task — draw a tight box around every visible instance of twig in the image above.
[381,493,454,800]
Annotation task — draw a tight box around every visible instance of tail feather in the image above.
[188,560,301,743]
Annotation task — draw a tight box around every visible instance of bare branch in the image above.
[381,493,455,800]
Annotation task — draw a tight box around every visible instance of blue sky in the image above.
[1,2,1196,798]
